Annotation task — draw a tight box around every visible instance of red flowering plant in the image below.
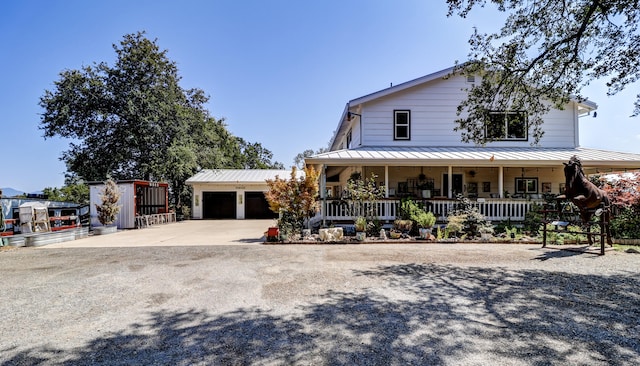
[265,166,320,237]
[597,172,640,239]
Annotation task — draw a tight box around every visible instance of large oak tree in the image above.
[40,32,281,213]
[446,0,640,144]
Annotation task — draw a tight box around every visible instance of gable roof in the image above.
[186,169,303,184]
[306,146,640,169]
[330,65,598,150]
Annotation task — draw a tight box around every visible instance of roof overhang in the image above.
[306,146,640,170]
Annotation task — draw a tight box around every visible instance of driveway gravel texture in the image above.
[0,236,639,365]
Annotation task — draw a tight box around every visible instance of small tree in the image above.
[343,173,385,221]
[446,194,493,238]
[265,166,320,235]
[95,179,121,226]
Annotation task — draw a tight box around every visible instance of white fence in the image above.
[322,198,542,223]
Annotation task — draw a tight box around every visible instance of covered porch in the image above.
[306,146,640,224]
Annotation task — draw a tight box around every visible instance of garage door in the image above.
[202,192,236,219]
[245,192,277,219]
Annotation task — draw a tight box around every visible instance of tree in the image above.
[237,138,285,169]
[265,166,320,235]
[42,178,89,204]
[39,32,279,216]
[294,147,329,168]
[95,179,121,226]
[597,172,640,238]
[446,1,640,145]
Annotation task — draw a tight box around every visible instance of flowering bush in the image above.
[265,166,320,236]
[596,172,640,239]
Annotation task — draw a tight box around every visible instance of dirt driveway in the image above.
[1,222,639,365]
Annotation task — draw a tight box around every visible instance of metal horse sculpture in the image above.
[557,155,613,246]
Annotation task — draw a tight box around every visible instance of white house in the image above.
[305,66,640,223]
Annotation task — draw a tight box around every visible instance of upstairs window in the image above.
[346,129,352,148]
[394,110,411,140]
[485,111,527,141]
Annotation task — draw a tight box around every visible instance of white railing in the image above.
[322,198,542,223]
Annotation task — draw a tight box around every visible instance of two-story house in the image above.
[305,66,640,223]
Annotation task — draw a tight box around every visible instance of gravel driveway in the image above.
[0,222,639,365]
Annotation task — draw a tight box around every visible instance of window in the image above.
[486,111,527,141]
[346,129,352,148]
[394,110,410,140]
[515,178,538,194]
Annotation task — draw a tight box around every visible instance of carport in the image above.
[186,169,303,220]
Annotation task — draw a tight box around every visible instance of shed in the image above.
[89,180,169,229]
[186,169,303,220]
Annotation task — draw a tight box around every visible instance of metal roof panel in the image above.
[306,146,640,168]
[186,169,303,184]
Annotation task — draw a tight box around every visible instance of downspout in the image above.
[359,114,363,146]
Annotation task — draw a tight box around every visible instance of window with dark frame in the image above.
[394,110,411,140]
[346,129,352,149]
[486,111,527,141]
[515,177,538,194]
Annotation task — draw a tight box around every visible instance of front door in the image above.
[443,174,463,198]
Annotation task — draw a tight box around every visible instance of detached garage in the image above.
[186,169,303,220]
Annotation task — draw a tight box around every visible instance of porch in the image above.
[321,198,543,223]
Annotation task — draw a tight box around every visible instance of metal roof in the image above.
[186,169,304,184]
[305,146,640,168]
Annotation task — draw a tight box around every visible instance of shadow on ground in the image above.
[3,264,639,365]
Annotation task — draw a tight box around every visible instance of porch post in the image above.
[384,165,389,198]
[320,165,326,226]
[498,166,504,198]
[447,166,453,198]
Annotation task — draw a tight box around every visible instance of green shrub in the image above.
[522,202,544,234]
[611,206,640,239]
[446,195,493,238]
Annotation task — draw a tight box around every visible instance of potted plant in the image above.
[266,222,279,242]
[417,176,433,199]
[354,216,367,241]
[390,219,412,239]
[389,229,402,239]
[394,219,413,233]
[416,211,436,239]
[94,179,121,235]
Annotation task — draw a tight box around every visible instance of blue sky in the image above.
[1,1,638,192]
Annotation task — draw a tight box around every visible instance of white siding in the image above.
[356,75,579,148]
[89,182,135,229]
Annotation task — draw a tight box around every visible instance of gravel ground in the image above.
[0,243,638,365]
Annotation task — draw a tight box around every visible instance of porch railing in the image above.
[322,198,543,223]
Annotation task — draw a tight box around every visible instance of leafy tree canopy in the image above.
[294,147,329,168]
[39,31,282,213]
[42,178,89,205]
[446,0,640,145]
